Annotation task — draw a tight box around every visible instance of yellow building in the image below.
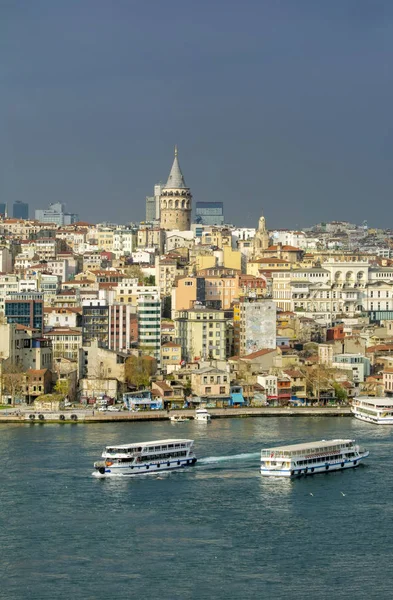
[174,307,229,361]
[161,342,182,367]
[247,258,291,276]
[201,228,232,248]
[196,255,216,271]
[223,246,242,271]
[95,229,114,251]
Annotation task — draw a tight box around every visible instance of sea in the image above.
[1,416,393,600]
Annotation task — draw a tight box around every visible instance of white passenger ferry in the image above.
[93,438,197,477]
[351,397,393,425]
[260,439,369,477]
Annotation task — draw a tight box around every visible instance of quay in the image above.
[0,406,352,424]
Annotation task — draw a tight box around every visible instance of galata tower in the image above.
[160,146,192,231]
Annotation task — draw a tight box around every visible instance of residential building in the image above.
[332,354,370,383]
[238,298,276,356]
[190,367,230,406]
[108,304,138,352]
[161,342,182,368]
[5,292,44,332]
[174,307,229,362]
[25,369,52,404]
[82,300,109,347]
[0,322,52,371]
[137,289,161,363]
[45,328,82,362]
[257,375,278,401]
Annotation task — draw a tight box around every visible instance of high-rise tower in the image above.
[160,147,192,231]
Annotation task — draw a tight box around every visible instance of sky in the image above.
[1,0,393,228]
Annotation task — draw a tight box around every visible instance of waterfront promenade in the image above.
[0,405,352,424]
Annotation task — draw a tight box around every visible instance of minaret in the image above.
[159,146,192,231]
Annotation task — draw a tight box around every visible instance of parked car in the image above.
[107,405,121,412]
[98,406,108,412]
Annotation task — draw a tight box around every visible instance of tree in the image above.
[144,275,155,286]
[124,355,154,389]
[125,265,145,284]
[54,378,69,397]
[333,382,348,404]
[1,361,25,407]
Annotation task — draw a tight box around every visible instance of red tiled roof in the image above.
[26,368,48,375]
[241,348,277,360]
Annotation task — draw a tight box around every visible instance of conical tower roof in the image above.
[163,146,187,189]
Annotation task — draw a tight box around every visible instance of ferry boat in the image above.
[194,408,211,422]
[260,439,369,477]
[351,397,393,425]
[93,438,197,477]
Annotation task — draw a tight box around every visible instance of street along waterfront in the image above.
[0,405,352,423]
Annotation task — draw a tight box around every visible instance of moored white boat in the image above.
[170,415,189,423]
[194,408,211,422]
[260,439,369,477]
[351,397,393,425]
[93,438,197,477]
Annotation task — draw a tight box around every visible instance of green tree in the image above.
[54,378,69,397]
[144,275,155,286]
[333,382,348,404]
[125,265,145,284]
[125,355,154,389]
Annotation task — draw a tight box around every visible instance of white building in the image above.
[239,299,277,355]
[257,375,278,399]
[137,289,161,364]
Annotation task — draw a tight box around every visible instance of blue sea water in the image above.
[1,416,393,600]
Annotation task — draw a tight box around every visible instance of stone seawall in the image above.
[0,406,352,424]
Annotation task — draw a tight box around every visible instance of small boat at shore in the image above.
[260,439,369,477]
[194,408,211,422]
[170,415,189,423]
[93,438,197,477]
[351,397,393,425]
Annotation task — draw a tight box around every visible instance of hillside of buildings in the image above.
[2,151,393,410]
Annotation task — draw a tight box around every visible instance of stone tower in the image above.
[160,147,192,231]
[253,213,270,257]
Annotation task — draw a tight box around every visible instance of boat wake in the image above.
[199,452,260,464]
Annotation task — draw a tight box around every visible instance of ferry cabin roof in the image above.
[106,439,193,451]
[261,439,354,455]
[355,397,393,407]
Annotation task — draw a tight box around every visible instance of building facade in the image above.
[137,290,161,364]
[195,202,224,226]
[13,201,29,219]
[175,307,229,362]
[239,298,277,356]
[82,300,109,347]
[5,292,44,332]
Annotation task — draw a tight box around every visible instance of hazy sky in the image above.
[2,0,393,228]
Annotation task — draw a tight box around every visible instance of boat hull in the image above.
[352,410,393,425]
[261,452,369,478]
[93,456,197,478]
